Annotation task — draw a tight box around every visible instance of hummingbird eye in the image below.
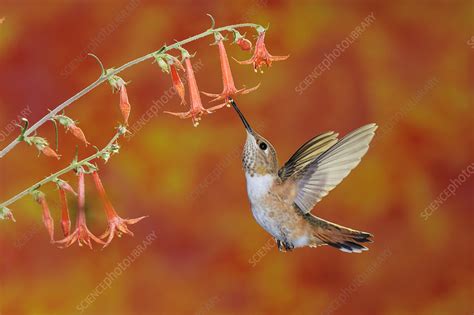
[259,142,268,150]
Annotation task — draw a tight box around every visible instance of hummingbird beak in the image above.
[228,97,254,134]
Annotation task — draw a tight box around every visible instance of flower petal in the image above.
[270,54,290,62]
[163,110,192,119]
[126,216,148,225]
[237,82,261,95]
[233,56,254,65]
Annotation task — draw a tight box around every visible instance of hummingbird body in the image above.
[246,174,293,242]
[246,173,315,249]
[230,98,376,253]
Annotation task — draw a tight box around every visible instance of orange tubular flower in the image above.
[68,124,89,146]
[34,192,54,243]
[58,187,71,236]
[41,146,60,160]
[169,58,186,105]
[119,83,131,125]
[236,31,289,73]
[53,115,90,146]
[202,36,259,107]
[164,57,224,127]
[55,172,104,249]
[26,136,60,159]
[108,75,131,125]
[92,171,146,248]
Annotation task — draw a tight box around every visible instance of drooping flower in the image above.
[202,34,259,107]
[55,178,76,236]
[53,115,89,146]
[41,146,61,160]
[169,57,186,105]
[69,125,89,146]
[55,172,104,249]
[33,191,54,243]
[235,30,289,73]
[25,136,60,159]
[58,186,71,236]
[164,54,225,127]
[154,54,185,105]
[91,171,146,248]
[108,75,131,125]
[119,83,131,125]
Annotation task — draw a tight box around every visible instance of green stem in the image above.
[0,129,123,209]
[0,22,262,159]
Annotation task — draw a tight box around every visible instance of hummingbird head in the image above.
[229,98,278,176]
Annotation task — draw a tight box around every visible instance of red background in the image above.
[0,1,472,314]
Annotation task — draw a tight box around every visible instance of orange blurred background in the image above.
[0,1,472,314]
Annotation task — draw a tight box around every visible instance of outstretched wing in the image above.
[278,131,339,181]
[290,123,377,214]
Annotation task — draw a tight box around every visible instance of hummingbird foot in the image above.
[277,239,294,252]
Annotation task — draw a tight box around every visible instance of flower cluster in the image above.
[202,32,260,108]
[236,29,289,72]
[160,28,288,126]
[33,170,146,249]
[0,21,288,251]
[18,27,287,155]
[20,113,89,160]
[163,49,217,127]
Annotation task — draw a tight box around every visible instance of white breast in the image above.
[245,173,274,203]
[245,173,282,239]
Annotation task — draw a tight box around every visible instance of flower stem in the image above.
[0,22,262,159]
[0,128,123,209]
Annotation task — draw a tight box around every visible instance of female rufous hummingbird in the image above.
[229,97,376,253]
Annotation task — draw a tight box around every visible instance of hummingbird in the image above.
[229,98,377,253]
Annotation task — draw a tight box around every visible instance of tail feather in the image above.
[306,214,373,253]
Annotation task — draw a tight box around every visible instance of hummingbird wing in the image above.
[278,131,339,181]
[288,123,377,214]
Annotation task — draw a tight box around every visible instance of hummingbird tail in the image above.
[308,215,373,253]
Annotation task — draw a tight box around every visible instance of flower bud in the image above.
[236,38,252,51]
[55,179,77,196]
[157,57,170,73]
[58,187,71,236]
[33,191,54,243]
[235,31,289,72]
[41,146,60,160]
[52,115,89,146]
[0,207,15,222]
[53,115,75,128]
[169,61,186,105]
[119,84,131,126]
[24,136,60,159]
[69,125,89,146]
[108,75,131,125]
